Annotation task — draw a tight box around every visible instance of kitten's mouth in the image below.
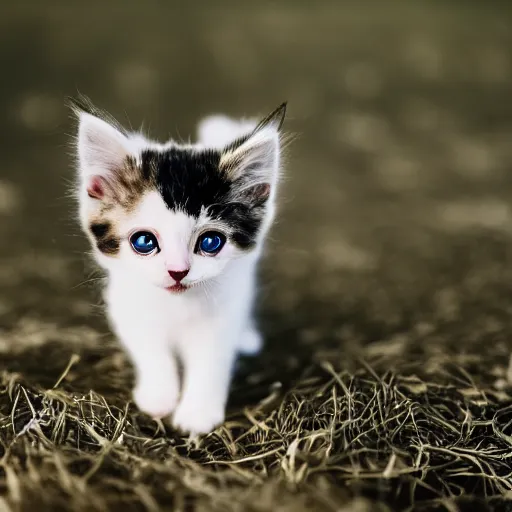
[166,283,189,293]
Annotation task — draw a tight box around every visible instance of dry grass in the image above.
[1,333,512,512]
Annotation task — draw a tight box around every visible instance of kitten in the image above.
[71,98,287,435]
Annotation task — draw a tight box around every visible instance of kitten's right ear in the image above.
[71,101,133,199]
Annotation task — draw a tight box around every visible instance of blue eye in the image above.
[130,231,159,255]
[198,232,225,255]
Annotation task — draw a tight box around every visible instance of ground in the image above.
[1,2,512,511]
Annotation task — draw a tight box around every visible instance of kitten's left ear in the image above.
[69,96,134,200]
[76,113,132,176]
[220,103,287,204]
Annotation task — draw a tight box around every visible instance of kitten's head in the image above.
[72,99,286,293]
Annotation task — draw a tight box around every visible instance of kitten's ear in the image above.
[77,113,132,176]
[252,101,287,133]
[71,99,133,199]
[220,103,287,205]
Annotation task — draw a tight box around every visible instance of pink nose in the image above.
[168,269,189,282]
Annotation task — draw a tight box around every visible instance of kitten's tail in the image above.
[197,115,257,148]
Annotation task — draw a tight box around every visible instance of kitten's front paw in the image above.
[172,399,225,436]
[133,383,178,420]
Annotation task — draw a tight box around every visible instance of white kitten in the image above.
[72,98,287,435]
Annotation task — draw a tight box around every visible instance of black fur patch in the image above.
[90,222,110,238]
[139,148,265,250]
[89,222,120,256]
[140,149,229,217]
[208,202,264,250]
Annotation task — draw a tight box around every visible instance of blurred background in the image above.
[2,0,512,397]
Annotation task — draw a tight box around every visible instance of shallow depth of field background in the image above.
[1,2,512,511]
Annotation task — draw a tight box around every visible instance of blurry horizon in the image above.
[1,0,512,329]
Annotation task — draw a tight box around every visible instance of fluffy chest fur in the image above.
[72,97,287,436]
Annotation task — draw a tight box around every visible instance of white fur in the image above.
[197,115,257,148]
[76,112,281,436]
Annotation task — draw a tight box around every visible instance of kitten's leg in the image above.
[130,341,180,419]
[172,323,238,436]
[238,323,263,355]
[111,314,179,419]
